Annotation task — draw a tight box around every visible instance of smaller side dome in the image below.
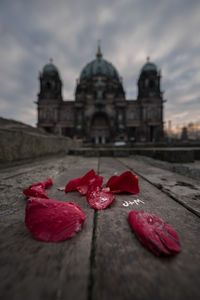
[43,59,59,74]
[141,57,157,73]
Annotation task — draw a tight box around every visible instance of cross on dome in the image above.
[96,40,103,58]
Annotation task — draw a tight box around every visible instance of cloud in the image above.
[0,0,199,128]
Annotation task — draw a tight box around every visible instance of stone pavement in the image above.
[0,155,200,300]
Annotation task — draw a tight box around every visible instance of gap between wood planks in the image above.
[87,156,200,300]
[87,157,100,300]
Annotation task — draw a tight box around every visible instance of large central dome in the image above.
[80,47,120,81]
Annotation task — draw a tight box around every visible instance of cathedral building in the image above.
[37,47,164,144]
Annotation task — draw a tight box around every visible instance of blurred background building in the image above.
[36,46,164,144]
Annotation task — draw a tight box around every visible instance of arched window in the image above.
[149,80,155,88]
[46,109,52,120]
[46,82,52,90]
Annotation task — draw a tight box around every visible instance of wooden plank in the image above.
[91,157,200,300]
[0,156,98,300]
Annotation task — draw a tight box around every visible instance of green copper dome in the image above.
[80,47,120,81]
[43,59,59,74]
[141,58,157,72]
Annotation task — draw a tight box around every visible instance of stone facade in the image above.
[37,49,164,144]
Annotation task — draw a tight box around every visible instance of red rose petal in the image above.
[154,223,181,254]
[25,197,86,242]
[77,174,103,195]
[30,178,53,189]
[23,185,49,199]
[42,178,53,189]
[86,186,115,210]
[128,211,181,256]
[23,178,53,199]
[65,169,103,195]
[106,171,139,194]
[65,177,82,192]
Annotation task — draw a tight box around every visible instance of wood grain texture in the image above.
[1,155,200,300]
[91,157,200,300]
[119,156,200,217]
[0,156,98,300]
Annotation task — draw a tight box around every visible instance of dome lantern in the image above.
[141,57,157,73]
[43,58,59,74]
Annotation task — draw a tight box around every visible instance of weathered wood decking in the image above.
[0,155,200,300]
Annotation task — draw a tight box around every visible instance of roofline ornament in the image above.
[96,40,103,58]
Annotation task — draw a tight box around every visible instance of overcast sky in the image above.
[0,0,199,129]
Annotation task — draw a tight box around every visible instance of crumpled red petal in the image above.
[65,169,103,195]
[64,177,82,192]
[127,211,181,256]
[86,185,115,210]
[23,185,49,199]
[41,178,53,189]
[106,171,139,194]
[25,197,86,242]
[30,178,53,189]
[23,178,53,199]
